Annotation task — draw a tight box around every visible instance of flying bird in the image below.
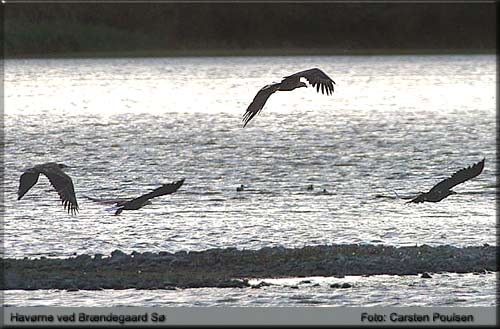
[17,162,79,215]
[408,158,485,204]
[243,68,336,127]
[85,179,184,215]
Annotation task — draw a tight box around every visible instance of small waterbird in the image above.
[17,162,79,215]
[408,158,485,203]
[85,179,184,215]
[243,68,336,127]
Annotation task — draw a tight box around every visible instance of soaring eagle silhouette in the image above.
[85,179,184,215]
[243,68,336,127]
[17,162,79,215]
[408,158,485,203]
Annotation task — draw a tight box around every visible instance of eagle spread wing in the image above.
[243,83,281,127]
[18,170,41,200]
[18,163,79,215]
[429,158,485,193]
[122,178,185,207]
[283,68,335,95]
[41,167,79,215]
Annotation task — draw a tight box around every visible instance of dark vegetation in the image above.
[3,2,496,58]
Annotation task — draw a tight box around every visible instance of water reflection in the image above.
[2,55,496,259]
[3,272,496,307]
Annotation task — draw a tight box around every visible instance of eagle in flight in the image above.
[18,162,79,215]
[243,68,336,127]
[408,158,485,203]
[85,179,184,215]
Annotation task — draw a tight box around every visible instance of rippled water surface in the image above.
[2,55,496,306]
[3,273,496,307]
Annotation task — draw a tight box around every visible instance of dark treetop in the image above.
[4,3,496,58]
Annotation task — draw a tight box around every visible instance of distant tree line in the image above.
[3,2,496,57]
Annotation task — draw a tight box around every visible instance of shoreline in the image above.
[4,48,496,60]
[1,244,496,290]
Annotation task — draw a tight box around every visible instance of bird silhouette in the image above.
[17,162,79,215]
[408,158,485,203]
[85,179,184,215]
[243,68,336,127]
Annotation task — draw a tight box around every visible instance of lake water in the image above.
[1,54,497,306]
[3,272,496,307]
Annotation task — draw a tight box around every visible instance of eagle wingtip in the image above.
[475,158,486,171]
